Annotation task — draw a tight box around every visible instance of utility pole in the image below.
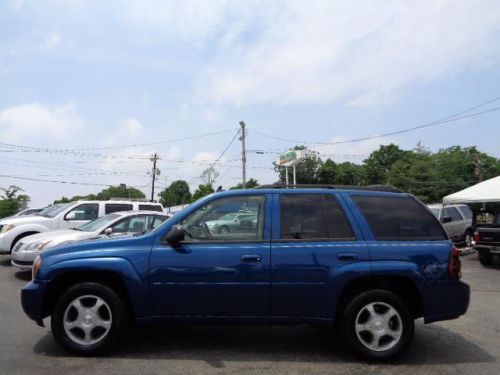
[239,121,247,188]
[150,153,160,202]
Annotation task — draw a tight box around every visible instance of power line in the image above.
[0,174,146,188]
[0,129,237,154]
[251,96,500,146]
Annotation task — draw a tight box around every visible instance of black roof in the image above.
[255,184,402,193]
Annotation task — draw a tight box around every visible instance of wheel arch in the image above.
[336,275,424,320]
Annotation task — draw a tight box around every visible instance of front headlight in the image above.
[25,240,52,252]
[0,224,15,233]
[32,256,42,280]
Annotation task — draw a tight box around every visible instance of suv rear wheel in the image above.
[339,289,414,361]
[51,282,128,355]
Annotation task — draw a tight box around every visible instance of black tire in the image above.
[478,252,493,266]
[464,232,472,248]
[218,225,230,234]
[51,282,128,356]
[339,289,414,361]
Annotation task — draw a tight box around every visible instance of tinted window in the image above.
[139,204,163,212]
[457,205,472,219]
[280,194,354,240]
[66,203,99,221]
[448,207,462,221]
[180,195,265,242]
[352,195,447,241]
[152,215,168,229]
[111,215,149,233]
[105,203,133,214]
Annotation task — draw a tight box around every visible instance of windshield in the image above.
[77,214,121,232]
[39,203,72,218]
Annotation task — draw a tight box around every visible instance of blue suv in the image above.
[21,186,470,360]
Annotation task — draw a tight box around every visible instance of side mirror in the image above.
[165,225,185,246]
[65,212,76,221]
[104,227,113,235]
[442,216,452,223]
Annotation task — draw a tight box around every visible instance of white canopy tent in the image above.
[443,176,500,204]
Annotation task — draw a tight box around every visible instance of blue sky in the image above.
[1,0,500,207]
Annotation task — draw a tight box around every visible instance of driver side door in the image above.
[149,194,271,318]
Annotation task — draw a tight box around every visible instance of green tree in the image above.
[159,180,191,207]
[230,178,259,190]
[0,186,31,218]
[192,184,215,202]
[364,144,412,184]
[54,184,145,204]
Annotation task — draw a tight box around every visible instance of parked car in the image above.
[11,211,169,271]
[0,200,163,254]
[473,208,500,266]
[21,186,469,361]
[205,211,258,235]
[427,203,473,247]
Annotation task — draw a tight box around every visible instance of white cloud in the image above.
[45,32,62,48]
[0,103,84,143]
[199,0,500,106]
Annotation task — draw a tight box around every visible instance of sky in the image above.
[1,0,500,207]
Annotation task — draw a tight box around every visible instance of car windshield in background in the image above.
[429,208,440,218]
[39,203,72,218]
[77,214,121,232]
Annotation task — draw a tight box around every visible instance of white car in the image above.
[11,210,169,270]
[0,199,163,254]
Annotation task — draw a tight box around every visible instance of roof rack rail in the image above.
[256,183,402,193]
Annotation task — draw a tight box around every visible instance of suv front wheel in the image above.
[51,282,128,355]
[339,289,414,361]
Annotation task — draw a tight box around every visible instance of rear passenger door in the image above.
[270,192,370,320]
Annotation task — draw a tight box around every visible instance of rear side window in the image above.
[280,194,354,240]
[105,203,133,214]
[352,195,447,241]
[457,205,472,219]
[139,204,163,212]
[445,207,462,222]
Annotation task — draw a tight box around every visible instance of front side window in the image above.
[111,215,149,233]
[179,195,265,242]
[280,194,354,240]
[352,195,447,241]
[78,214,120,232]
[458,205,472,219]
[66,204,99,221]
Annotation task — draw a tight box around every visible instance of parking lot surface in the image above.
[0,254,499,375]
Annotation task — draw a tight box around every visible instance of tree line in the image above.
[2,143,498,218]
[275,144,500,203]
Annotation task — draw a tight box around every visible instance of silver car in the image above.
[427,203,473,247]
[11,211,169,270]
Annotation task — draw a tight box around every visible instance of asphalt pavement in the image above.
[0,253,499,375]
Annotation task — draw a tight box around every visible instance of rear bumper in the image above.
[21,280,48,324]
[475,245,500,255]
[424,280,470,323]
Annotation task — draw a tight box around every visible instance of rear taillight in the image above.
[448,246,461,279]
[474,231,480,243]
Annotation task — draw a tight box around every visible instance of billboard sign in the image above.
[276,149,305,167]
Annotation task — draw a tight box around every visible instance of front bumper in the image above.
[0,233,11,253]
[424,280,470,323]
[21,280,49,325]
[11,249,37,270]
